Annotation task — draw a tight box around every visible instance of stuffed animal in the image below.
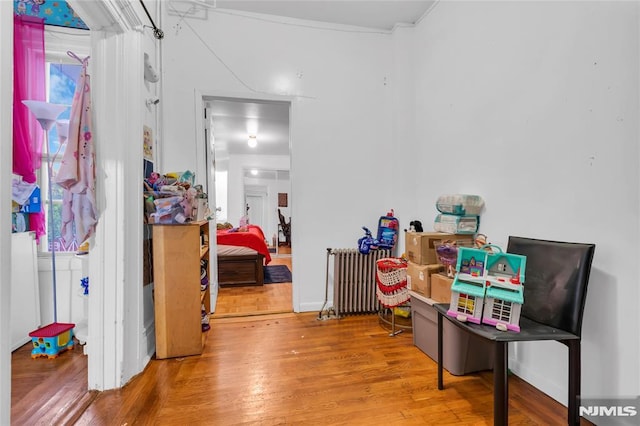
[181,187,198,220]
[436,241,459,278]
[409,220,423,232]
[358,226,379,255]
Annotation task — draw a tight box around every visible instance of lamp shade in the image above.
[21,100,67,131]
[56,119,70,144]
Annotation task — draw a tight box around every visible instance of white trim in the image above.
[414,0,441,27]
[67,0,148,391]
[45,26,90,61]
[0,2,13,423]
[193,89,297,310]
[68,0,143,33]
[85,27,145,391]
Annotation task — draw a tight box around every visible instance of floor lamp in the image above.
[22,100,67,325]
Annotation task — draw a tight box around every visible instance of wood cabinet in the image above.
[152,221,210,359]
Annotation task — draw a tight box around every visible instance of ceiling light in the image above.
[250,169,258,176]
[248,135,257,148]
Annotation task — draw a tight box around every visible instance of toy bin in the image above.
[29,322,75,359]
[410,292,493,375]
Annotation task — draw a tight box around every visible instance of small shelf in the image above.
[153,221,211,359]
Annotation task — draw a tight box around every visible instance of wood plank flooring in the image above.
[211,253,293,318]
[72,313,591,425]
[12,247,593,425]
[11,340,93,426]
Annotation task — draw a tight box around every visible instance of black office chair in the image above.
[435,236,595,425]
[278,208,291,247]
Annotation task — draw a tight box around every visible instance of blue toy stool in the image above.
[29,322,75,359]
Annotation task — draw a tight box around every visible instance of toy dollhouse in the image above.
[448,246,527,332]
[447,247,489,324]
[481,251,526,332]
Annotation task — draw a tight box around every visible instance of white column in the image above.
[86,27,145,390]
[0,2,13,423]
[68,0,147,391]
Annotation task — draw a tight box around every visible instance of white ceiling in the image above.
[213,0,436,31]
[205,1,435,176]
[207,98,290,176]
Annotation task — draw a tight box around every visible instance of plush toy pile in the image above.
[143,170,211,224]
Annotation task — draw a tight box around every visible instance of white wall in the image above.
[389,24,420,252]
[414,0,639,409]
[227,153,290,239]
[0,1,13,423]
[161,7,406,311]
[158,0,639,412]
[37,255,88,328]
[243,174,291,244]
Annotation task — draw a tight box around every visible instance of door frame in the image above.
[193,90,296,312]
[245,188,267,230]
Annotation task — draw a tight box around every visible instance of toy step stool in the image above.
[29,322,75,359]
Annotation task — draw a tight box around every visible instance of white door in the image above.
[246,194,265,229]
[204,106,219,313]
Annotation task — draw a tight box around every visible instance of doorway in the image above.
[245,189,267,230]
[10,19,91,423]
[203,96,293,317]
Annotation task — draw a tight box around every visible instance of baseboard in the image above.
[142,319,155,362]
[298,301,329,313]
[509,356,565,405]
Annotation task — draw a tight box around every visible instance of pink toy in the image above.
[181,187,198,220]
[147,172,160,185]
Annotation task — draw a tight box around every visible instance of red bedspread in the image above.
[216,224,272,264]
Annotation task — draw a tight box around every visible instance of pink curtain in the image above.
[13,15,46,241]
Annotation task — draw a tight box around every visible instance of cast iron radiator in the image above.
[319,248,392,319]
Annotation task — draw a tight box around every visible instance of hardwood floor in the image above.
[73,313,589,425]
[11,340,93,426]
[12,249,593,425]
[212,251,293,318]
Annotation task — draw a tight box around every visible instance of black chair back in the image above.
[507,236,595,337]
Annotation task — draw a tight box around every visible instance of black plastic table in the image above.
[434,303,581,425]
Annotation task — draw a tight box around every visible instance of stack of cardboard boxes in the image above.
[407,231,494,376]
[405,231,473,302]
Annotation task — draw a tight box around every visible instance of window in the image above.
[37,26,89,252]
[491,299,512,322]
[39,61,80,252]
[456,293,476,315]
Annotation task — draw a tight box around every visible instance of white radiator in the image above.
[323,248,391,318]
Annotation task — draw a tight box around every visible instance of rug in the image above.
[263,265,292,284]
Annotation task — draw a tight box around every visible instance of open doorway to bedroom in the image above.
[205,97,293,318]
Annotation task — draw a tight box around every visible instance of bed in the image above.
[216,225,272,287]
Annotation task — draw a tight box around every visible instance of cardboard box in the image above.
[431,273,454,303]
[406,262,443,298]
[405,231,474,265]
[410,291,494,375]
